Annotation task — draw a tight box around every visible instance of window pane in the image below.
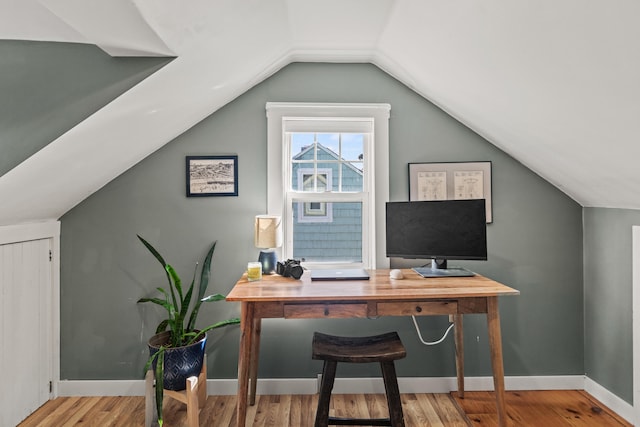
[292,201,363,262]
[298,200,332,223]
[300,174,328,194]
[291,132,366,192]
[341,163,363,191]
[316,133,339,155]
[291,133,314,156]
[302,174,313,191]
[296,168,331,193]
[341,134,364,161]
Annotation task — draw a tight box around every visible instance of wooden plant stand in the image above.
[145,355,207,427]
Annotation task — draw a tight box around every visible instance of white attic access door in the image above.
[0,223,58,426]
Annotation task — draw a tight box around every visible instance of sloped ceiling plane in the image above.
[1,0,639,226]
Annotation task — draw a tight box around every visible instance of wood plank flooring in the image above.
[453,390,631,426]
[18,391,631,427]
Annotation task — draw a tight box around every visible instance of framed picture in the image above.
[186,155,238,197]
[409,161,492,222]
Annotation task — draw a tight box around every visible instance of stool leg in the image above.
[380,362,405,427]
[198,355,207,409]
[315,360,337,427]
[186,376,199,427]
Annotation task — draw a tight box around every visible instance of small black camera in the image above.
[276,258,304,280]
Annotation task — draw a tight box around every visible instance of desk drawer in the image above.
[377,301,456,316]
[283,303,368,319]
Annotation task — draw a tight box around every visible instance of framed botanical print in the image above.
[409,161,492,222]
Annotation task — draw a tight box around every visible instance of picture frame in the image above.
[186,155,238,197]
[409,161,492,223]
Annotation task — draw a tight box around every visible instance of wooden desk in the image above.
[226,269,519,427]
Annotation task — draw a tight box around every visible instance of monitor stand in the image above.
[412,258,475,278]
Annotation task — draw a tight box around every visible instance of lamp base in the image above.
[258,250,277,274]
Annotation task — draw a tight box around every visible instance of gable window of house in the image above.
[266,103,390,269]
[297,166,332,222]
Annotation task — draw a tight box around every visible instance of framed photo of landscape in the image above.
[409,161,492,222]
[186,155,238,197]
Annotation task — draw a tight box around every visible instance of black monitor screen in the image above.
[385,199,487,261]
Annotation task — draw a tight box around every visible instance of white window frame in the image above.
[266,102,390,269]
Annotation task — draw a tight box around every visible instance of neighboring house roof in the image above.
[293,143,364,178]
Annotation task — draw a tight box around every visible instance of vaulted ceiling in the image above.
[1,0,639,226]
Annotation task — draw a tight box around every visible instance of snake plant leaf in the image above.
[187,241,217,330]
[137,297,174,313]
[154,287,169,298]
[142,348,165,425]
[200,293,226,303]
[137,235,175,304]
[136,235,180,315]
[164,264,181,312]
[155,319,170,334]
[186,318,241,345]
[137,235,168,268]
[155,349,165,426]
[178,265,197,327]
[198,241,216,301]
[142,350,157,374]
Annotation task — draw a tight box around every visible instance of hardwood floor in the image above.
[453,390,632,426]
[19,391,631,427]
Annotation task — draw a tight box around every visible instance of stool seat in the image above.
[312,332,407,364]
[312,332,406,427]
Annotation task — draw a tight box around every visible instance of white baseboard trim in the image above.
[57,380,146,397]
[57,375,634,423]
[584,376,634,424]
[57,375,585,397]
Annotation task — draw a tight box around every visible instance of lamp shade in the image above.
[254,215,282,249]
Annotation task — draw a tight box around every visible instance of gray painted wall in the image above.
[0,41,171,176]
[58,62,585,384]
[584,207,640,403]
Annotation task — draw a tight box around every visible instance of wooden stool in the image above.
[145,355,207,427]
[312,332,407,427]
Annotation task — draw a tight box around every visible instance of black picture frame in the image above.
[186,155,238,197]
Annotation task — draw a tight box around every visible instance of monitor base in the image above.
[412,267,475,278]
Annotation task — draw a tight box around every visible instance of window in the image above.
[266,103,390,269]
[297,167,332,222]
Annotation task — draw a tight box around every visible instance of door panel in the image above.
[1,239,52,427]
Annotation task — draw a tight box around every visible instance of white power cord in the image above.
[411,316,455,346]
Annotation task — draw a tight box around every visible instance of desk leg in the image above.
[248,318,261,405]
[453,314,464,398]
[487,297,507,427]
[236,302,255,427]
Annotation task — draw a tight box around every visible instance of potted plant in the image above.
[137,235,240,426]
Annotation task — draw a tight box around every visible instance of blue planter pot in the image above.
[148,330,207,391]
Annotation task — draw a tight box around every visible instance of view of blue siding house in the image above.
[291,143,363,263]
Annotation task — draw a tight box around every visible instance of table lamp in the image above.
[254,215,282,274]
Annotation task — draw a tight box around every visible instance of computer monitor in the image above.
[385,199,487,275]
